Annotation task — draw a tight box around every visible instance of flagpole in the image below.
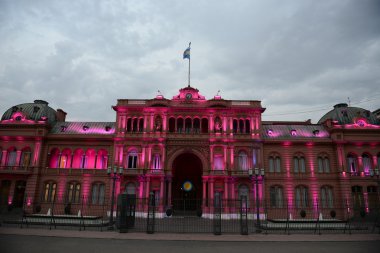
[188,42,191,87]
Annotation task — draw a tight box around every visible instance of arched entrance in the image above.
[172,153,203,213]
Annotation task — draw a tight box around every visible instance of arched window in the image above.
[0,148,2,165]
[245,119,250,134]
[91,182,105,204]
[320,186,334,208]
[295,185,309,208]
[126,118,132,132]
[169,117,175,133]
[201,118,208,133]
[185,118,192,134]
[347,154,358,173]
[193,118,200,133]
[96,149,108,169]
[132,118,138,132]
[49,148,60,168]
[239,119,244,133]
[238,151,248,171]
[317,156,330,173]
[127,150,138,169]
[270,185,283,208]
[294,155,306,173]
[269,155,281,173]
[6,148,17,166]
[43,181,56,202]
[238,184,249,207]
[177,118,184,133]
[138,118,144,132]
[66,182,81,203]
[362,153,372,175]
[213,154,224,170]
[233,119,238,133]
[152,154,161,170]
[20,148,32,167]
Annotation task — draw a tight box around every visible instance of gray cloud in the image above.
[1,0,379,123]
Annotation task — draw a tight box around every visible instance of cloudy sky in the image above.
[1,0,379,123]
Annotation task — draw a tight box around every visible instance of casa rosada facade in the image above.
[1,86,380,219]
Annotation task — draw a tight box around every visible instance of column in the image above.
[1,150,7,166]
[202,177,207,207]
[209,179,214,212]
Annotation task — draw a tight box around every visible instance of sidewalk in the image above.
[1,227,380,242]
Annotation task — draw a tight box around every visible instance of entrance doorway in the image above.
[172,153,203,213]
[13,180,26,208]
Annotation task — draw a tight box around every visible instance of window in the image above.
[43,182,56,202]
[317,156,330,173]
[270,186,283,208]
[238,151,248,171]
[6,148,17,166]
[152,154,161,169]
[295,186,309,208]
[214,154,224,170]
[269,156,281,173]
[91,183,105,205]
[294,156,306,173]
[60,154,68,168]
[362,154,372,175]
[127,150,138,169]
[320,186,334,208]
[67,182,81,203]
[20,149,32,167]
[347,154,358,173]
[0,148,2,164]
[80,155,87,169]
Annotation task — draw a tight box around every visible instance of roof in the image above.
[318,103,379,125]
[50,122,115,135]
[1,100,57,124]
[262,124,329,139]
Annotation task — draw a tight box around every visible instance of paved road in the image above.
[1,234,379,253]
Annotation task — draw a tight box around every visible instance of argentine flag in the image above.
[183,46,190,59]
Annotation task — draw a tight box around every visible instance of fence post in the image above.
[344,198,351,234]
[240,196,248,235]
[314,199,321,235]
[213,194,222,235]
[285,199,290,235]
[147,193,155,234]
[49,200,56,230]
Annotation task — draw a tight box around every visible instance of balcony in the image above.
[0,166,34,175]
[44,168,108,176]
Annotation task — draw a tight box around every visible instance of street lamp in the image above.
[107,165,123,230]
[249,167,265,233]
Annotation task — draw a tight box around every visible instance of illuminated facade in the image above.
[1,86,379,219]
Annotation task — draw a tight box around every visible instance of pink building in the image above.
[1,86,379,220]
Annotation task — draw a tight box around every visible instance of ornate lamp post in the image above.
[107,165,123,230]
[249,167,265,233]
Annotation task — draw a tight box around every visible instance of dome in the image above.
[1,100,58,124]
[318,103,379,125]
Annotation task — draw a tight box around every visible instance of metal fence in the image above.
[1,195,379,235]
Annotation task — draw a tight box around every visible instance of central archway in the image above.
[172,153,203,212]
